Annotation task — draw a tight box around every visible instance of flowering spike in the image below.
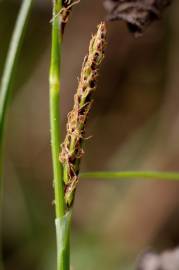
[60,22,107,208]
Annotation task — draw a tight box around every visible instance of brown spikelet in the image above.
[60,0,80,34]
[60,22,107,208]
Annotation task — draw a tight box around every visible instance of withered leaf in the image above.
[104,0,172,36]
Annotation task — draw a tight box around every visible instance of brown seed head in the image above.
[60,22,107,208]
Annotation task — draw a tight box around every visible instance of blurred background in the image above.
[1,0,179,269]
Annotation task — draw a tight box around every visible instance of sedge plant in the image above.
[50,1,107,269]
[49,2,179,270]
[0,0,178,269]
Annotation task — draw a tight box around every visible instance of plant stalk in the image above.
[81,171,179,180]
[0,1,33,268]
[50,0,64,220]
[50,1,71,270]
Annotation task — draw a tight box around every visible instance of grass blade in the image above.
[0,0,33,181]
[0,1,33,268]
[55,211,72,270]
[81,171,179,180]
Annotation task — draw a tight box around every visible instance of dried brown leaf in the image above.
[104,0,172,36]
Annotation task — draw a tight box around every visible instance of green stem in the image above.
[50,1,71,270]
[80,171,179,180]
[50,0,64,220]
[0,1,33,268]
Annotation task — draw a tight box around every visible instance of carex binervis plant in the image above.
[0,1,178,270]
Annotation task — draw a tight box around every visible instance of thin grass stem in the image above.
[50,1,72,270]
[0,1,33,268]
[80,171,179,180]
[50,0,64,220]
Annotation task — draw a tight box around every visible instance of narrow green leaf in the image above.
[80,171,179,180]
[55,211,72,270]
[0,1,33,269]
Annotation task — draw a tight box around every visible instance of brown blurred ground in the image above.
[1,0,179,270]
